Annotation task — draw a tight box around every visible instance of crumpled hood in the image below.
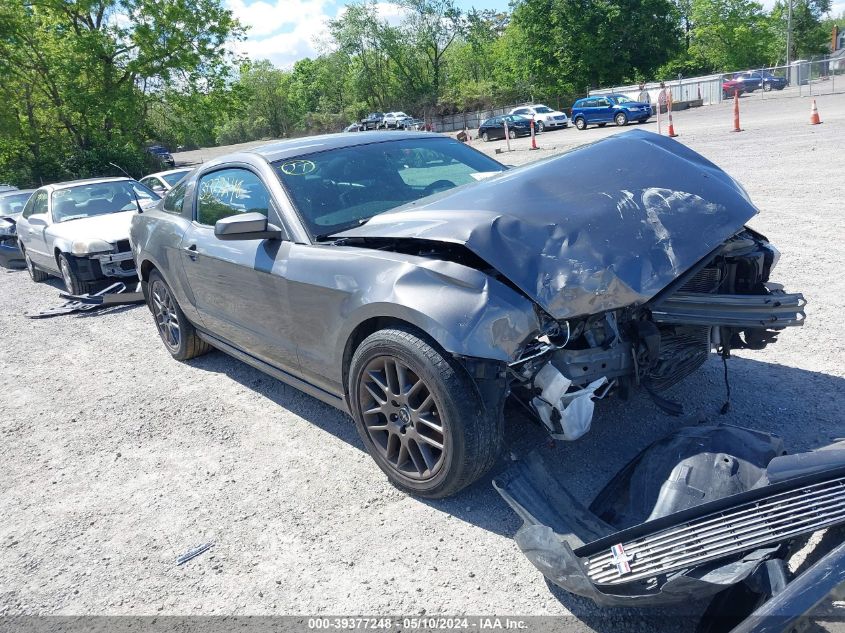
[47,211,135,244]
[336,130,758,320]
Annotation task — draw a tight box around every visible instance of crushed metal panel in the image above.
[26,282,144,318]
[495,425,845,607]
[336,130,759,320]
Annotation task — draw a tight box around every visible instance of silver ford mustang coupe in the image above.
[130,130,805,498]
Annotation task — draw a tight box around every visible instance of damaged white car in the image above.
[17,177,159,294]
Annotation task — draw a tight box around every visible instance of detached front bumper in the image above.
[71,250,137,281]
[495,425,845,607]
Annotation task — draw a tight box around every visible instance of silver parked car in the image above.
[140,168,193,196]
[17,177,159,294]
[130,130,804,498]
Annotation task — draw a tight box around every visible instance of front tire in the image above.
[349,327,502,498]
[536,120,545,132]
[58,253,96,295]
[614,112,628,126]
[482,132,490,142]
[763,82,772,92]
[147,269,211,361]
[508,129,517,139]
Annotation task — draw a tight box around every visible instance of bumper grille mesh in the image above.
[586,475,845,585]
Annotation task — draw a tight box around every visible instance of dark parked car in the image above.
[146,145,176,168]
[130,130,804,498]
[571,94,651,130]
[736,70,788,92]
[478,114,537,141]
[360,112,385,130]
[0,189,35,268]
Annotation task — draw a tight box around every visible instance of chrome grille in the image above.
[587,475,845,586]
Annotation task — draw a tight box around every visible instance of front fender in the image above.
[285,244,542,393]
[332,258,542,368]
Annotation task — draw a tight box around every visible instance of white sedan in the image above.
[139,167,193,195]
[508,104,569,132]
[16,177,159,294]
[383,112,411,128]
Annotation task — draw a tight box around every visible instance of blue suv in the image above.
[570,94,651,130]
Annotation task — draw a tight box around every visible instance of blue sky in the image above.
[227,0,845,68]
[227,0,508,67]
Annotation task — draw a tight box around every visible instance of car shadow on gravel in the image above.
[183,349,845,544]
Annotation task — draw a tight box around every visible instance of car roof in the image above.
[39,177,132,192]
[246,131,437,163]
[143,168,192,179]
[0,188,35,198]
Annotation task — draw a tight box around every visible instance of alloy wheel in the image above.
[150,279,181,350]
[358,355,446,481]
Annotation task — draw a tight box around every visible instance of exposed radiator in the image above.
[646,325,710,391]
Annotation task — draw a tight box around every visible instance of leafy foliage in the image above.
[0,0,838,186]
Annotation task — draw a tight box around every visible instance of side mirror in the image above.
[214,212,282,241]
[27,213,47,226]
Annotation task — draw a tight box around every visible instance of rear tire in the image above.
[147,269,211,361]
[22,247,48,283]
[348,327,502,498]
[58,253,96,295]
[574,117,586,130]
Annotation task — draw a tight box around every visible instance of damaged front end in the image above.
[507,228,805,439]
[494,424,845,607]
[336,130,806,441]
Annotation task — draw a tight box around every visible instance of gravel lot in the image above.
[2,93,844,628]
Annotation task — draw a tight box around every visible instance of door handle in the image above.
[183,244,199,260]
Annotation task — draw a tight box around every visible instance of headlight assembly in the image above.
[71,239,113,255]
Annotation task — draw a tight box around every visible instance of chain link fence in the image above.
[430,54,845,134]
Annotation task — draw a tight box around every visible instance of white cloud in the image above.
[228,0,407,67]
[228,0,336,66]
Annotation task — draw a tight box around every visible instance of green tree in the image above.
[687,0,774,70]
[508,0,681,94]
[0,0,242,185]
[770,0,833,62]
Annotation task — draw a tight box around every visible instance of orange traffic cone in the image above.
[732,92,742,132]
[667,95,678,137]
[810,99,822,125]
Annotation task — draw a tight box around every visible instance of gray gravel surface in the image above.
[1,93,844,628]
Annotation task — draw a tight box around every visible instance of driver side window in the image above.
[196,168,270,226]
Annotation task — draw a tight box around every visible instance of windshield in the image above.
[0,191,34,215]
[534,106,553,113]
[162,170,191,187]
[274,137,505,239]
[614,95,633,103]
[52,181,160,223]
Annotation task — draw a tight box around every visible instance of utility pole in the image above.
[786,0,793,67]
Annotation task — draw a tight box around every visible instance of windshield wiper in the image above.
[314,217,373,242]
